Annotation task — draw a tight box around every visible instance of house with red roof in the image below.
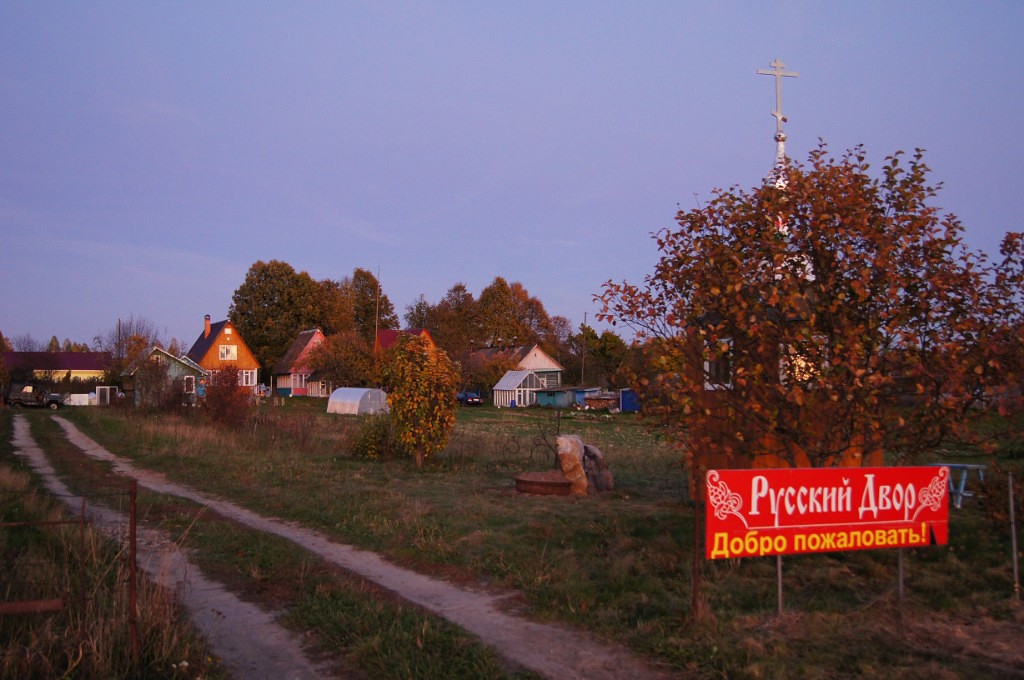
[272,328,328,397]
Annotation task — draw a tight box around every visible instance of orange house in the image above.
[185,315,261,393]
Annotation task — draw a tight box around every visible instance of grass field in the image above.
[5,400,1024,678]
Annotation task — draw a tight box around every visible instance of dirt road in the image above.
[13,415,678,680]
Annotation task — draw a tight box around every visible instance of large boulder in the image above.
[583,444,615,493]
[556,435,615,495]
[556,435,589,495]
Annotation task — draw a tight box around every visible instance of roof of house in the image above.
[122,347,204,377]
[272,329,323,375]
[375,328,433,352]
[471,344,564,372]
[2,351,113,373]
[185,319,229,364]
[473,345,531,364]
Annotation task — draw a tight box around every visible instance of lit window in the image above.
[779,337,827,386]
[704,338,733,390]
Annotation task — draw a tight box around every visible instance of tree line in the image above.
[1,265,633,393]
[227,261,631,391]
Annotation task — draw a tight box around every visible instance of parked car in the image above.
[6,383,66,409]
[456,391,483,406]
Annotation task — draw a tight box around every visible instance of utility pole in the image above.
[580,312,586,384]
[374,265,381,358]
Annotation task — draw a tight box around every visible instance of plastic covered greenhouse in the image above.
[326,387,389,415]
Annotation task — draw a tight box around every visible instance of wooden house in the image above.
[184,315,260,393]
[471,344,564,388]
[272,329,328,397]
[684,321,883,485]
[121,347,204,406]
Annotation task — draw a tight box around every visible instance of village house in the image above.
[184,315,260,394]
[121,347,205,407]
[477,344,564,408]
[272,328,329,397]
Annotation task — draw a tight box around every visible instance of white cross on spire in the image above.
[757,59,799,136]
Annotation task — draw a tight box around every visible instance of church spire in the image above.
[757,59,798,188]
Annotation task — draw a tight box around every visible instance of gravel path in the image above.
[13,415,678,680]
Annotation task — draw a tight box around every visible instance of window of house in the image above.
[184,376,195,394]
[780,345,814,385]
[240,370,257,387]
[779,337,827,386]
[219,345,238,361]
[704,338,733,390]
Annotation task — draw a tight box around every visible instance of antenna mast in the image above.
[374,265,381,356]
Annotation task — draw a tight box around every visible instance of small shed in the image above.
[492,370,543,408]
[326,388,389,415]
[535,387,576,409]
[619,388,640,413]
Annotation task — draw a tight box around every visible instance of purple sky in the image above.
[2,2,1022,347]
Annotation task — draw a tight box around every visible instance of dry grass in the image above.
[0,457,223,679]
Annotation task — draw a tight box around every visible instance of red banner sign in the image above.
[705,466,949,559]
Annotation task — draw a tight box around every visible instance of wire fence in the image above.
[0,481,140,654]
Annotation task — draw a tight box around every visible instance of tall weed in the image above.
[0,454,222,679]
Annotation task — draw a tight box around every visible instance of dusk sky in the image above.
[2,2,1022,348]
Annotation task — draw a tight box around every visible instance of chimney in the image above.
[204,315,211,338]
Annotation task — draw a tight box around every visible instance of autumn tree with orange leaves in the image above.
[600,145,1022,468]
[381,334,461,467]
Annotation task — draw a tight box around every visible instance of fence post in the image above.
[1010,472,1020,602]
[692,463,707,620]
[776,554,784,616]
[129,480,139,658]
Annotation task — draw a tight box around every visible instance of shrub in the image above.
[203,366,252,428]
[348,413,396,460]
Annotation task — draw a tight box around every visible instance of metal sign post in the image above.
[1010,472,1020,601]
